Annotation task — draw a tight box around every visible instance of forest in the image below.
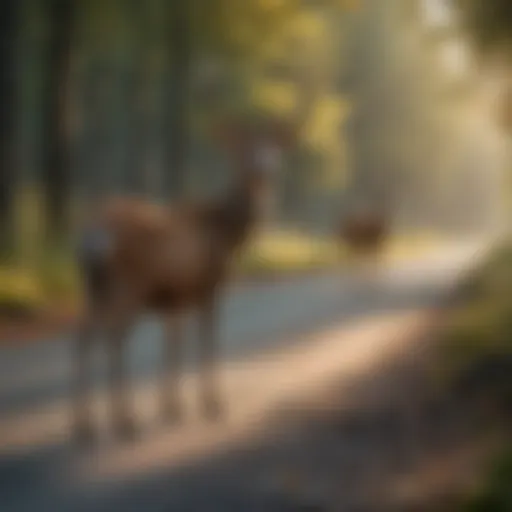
[0,0,506,310]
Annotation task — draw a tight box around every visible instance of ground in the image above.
[0,239,490,511]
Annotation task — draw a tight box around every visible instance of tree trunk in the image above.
[41,0,75,243]
[0,0,18,256]
[164,0,191,199]
[124,0,152,195]
[126,69,152,195]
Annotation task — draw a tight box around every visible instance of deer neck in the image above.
[214,183,259,251]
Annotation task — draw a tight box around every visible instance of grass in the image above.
[237,229,343,275]
[432,239,512,511]
[461,448,512,512]
[439,240,512,379]
[0,267,47,317]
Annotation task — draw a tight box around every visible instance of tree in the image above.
[456,0,512,58]
[0,0,19,256]
[161,0,353,199]
[125,0,155,195]
[41,0,76,243]
[164,0,191,198]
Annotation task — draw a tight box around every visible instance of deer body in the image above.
[81,191,254,312]
[74,120,291,442]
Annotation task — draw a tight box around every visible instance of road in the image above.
[0,239,486,511]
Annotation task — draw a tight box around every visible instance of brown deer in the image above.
[73,118,294,442]
[338,203,389,259]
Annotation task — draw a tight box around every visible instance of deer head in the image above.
[212,116,296,216]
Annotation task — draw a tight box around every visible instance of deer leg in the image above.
[199,297,223,420]
[106,315,137,440]
[73,314,97,443]
[161,315,185,423]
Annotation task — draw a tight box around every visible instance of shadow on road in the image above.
[11,322,483,512]
[0,267,451,416]
[0,247,482,512]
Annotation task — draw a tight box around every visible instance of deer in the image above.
[338,201,389,256]
[73,118,294,442]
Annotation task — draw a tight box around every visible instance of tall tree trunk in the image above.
[126,69,153,195]
[125,0,152,195]
[0,0,18,256]
[78,61,107,201]
[164,0,191,199]
[41,0,75,243]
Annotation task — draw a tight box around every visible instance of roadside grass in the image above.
[236,229,343,276]
[460,447,512,512]
[433,239,512,511]
[439,240,512,379]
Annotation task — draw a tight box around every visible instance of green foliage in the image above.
[193,0,352,59]
[437,242,512,512]
[457,0,512,57]
[36,251,80,300]
[461,448,512,512]
[0,260,79,319]
[238,229,343,275]
[441,241,512,378]
[0,268,46,318]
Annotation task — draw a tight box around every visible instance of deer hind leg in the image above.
[161,314,185,423]
[73,311,98,444]
[198,296,223,421]
[105,307,138,440]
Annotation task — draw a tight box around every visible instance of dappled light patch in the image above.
[238,229,342,275]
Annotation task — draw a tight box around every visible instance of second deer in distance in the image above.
[338,203,390,261]
[74,118,294,442]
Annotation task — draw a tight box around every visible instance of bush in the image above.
[36,254,79,301]
[0,268,46,318]
[462,449,512,512]
[0,250,80,320]
[440,241,512,379]
[440,240,512,511]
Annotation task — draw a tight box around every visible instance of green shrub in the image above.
[441,241,512,511]
[462,449,512,512]
[440,241,512,377]
[0,268,47,318]
[238,230,342,274]
[36,255,79,301]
